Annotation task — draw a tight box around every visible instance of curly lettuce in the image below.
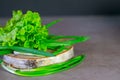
[0,10,48,51]
[0,10,89,52]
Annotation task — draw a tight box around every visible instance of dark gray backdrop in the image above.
[0,0,120,17]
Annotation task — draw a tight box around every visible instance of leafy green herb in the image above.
[0,10,89,53]
[47,35,90,47]
[0,10,48,51]
[0,10,89,76]
[45,19,62,28]
[0,46,54,57]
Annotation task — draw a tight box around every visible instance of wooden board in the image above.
[3,47,74,69]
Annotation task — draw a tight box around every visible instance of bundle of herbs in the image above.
[0,10,89,76]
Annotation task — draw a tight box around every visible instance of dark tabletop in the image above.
[0,16,120,80]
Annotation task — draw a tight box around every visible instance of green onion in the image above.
[53,46,70,55]
[45,19,62,28]
[47,35,90,47]
[0,46,10,50]
[0,46,55,57]
[0,49,13,56]
[9,46,55,57]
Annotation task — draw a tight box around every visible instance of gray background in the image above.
[0,0,120,17]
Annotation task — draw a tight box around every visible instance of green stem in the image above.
[45,19,62,28]
[47,35,90,47]
[0,49,13,56]
[0,46,55,57]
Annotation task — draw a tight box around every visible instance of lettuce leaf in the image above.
[0,10,89,53]
[0,10,48,51]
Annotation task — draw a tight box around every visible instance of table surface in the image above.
[0,16,120,80]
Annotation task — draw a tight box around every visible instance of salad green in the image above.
[0,10,89,56]
[0,10,48,51]
[0,10,89,76]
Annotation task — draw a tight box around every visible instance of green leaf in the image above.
[0,49,13,56]
[47,35,90,47]
[9,46,55,57]
[0,28,17,42]
[19,28,25,35]
[45,19,62,28]
[24,40,30,48]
